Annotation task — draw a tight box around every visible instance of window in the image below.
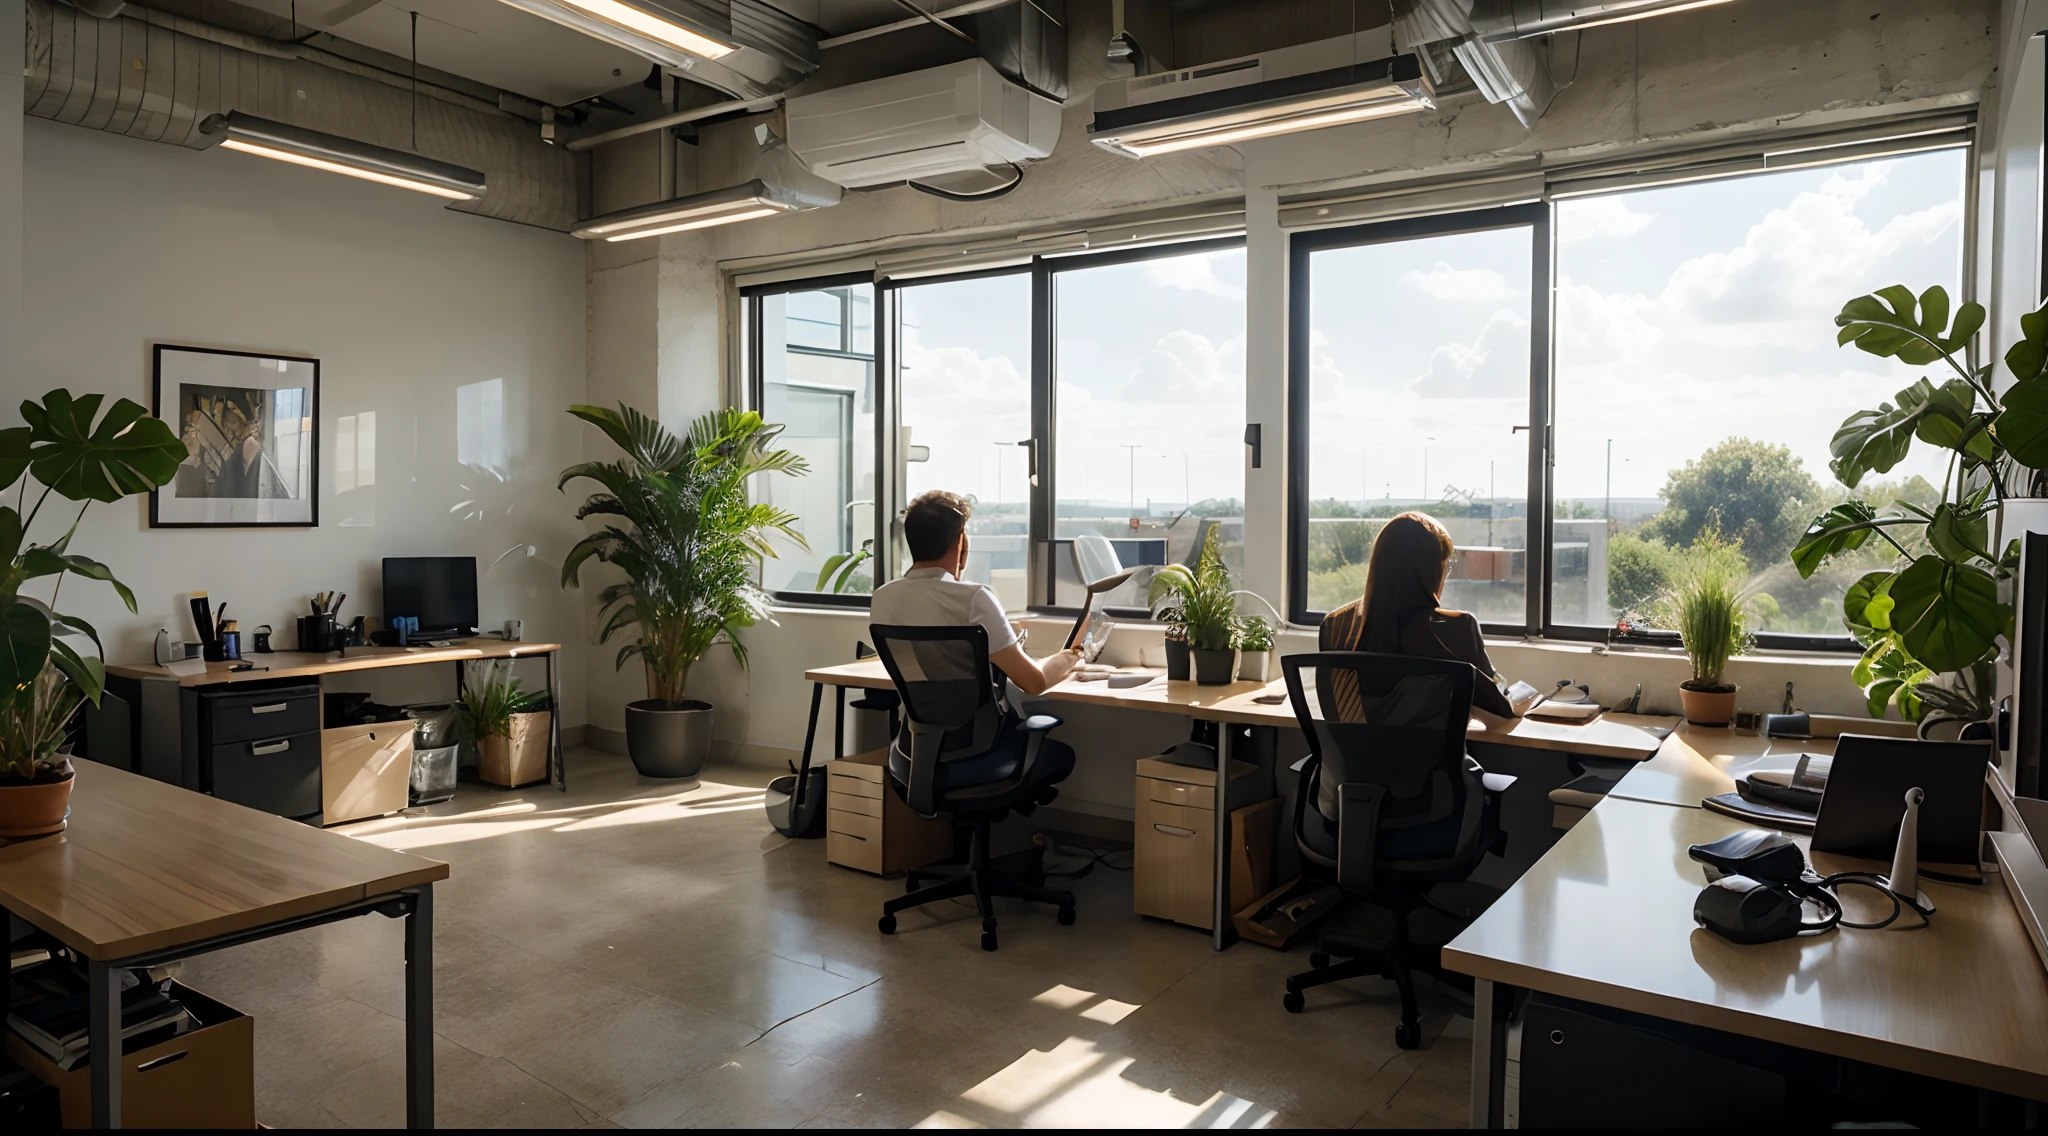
[1051,244,1247,609]
[1551,148,1967,642]
[750,279,878,599]
[1290,209,1542,628]
[895,272,1033,606]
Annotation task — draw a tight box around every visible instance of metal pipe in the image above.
[565,95,780,151]
[881,0,979,47]
[818,0,1014,49]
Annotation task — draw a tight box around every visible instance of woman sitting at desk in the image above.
[1319,511,1540,725]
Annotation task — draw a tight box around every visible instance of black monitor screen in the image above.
[383,557,479,635]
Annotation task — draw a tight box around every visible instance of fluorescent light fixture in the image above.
[489,0,734,70]
[1516,0,1736,36]
[1090,55,1433,159]
[200,113,486,201]
[571,180,826,242]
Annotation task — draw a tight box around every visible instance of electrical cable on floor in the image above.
[1042,842,1133,880]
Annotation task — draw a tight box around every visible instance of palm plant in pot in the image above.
[1658,536,1751,727]
[0,391,184,835]
[562,405,805,780]
[1148,528,1240,685]
[1791,287,2048,729]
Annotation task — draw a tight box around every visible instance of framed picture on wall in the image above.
[150,344,320,528]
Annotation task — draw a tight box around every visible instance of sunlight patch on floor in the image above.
[918,1036,1277,1129]
[1031,984,1140,1025]
[341,781,768,849]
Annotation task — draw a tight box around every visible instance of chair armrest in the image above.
[1480,771,1517,795]
[1289,755,1311,773]
[1336,782,1387,894]
[1013,713,1061,781]
[1019,714,1061,733]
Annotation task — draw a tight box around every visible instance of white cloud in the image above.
[1411,310,1529,399]
[1559,197,1658,242]
[1143,253,1246,302]
[1401,261,1516,301]
[1120,329,1242,403]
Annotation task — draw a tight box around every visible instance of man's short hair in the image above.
[904,491,972,562]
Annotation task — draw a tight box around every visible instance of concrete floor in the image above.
[180,747,1474,1128]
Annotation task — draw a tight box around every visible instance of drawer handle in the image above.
[251,740,292,755]
[136,1051,189,1073]
[250,703,290,714]
[1153,824,1196,837]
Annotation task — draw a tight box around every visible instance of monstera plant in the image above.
[0,391,183,835]
[1790,286,2048,722]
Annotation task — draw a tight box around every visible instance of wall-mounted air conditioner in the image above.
[1090,33,1434,158]
[786,58,1061,189]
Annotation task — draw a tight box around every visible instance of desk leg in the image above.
[1470,978,1513,1129]
[405,884,435,1129]
[1212,725,1231,951]
[546,650,566,792]
[833,685,846,762]
[793,683,824,811]
[89,958,120,1128]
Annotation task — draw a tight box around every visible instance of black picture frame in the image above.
[150,343,321,529]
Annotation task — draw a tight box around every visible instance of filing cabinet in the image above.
[1133,752,1263,930]
[824,748,954,876]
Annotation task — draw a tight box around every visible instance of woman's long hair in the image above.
[1349,512,1456,651]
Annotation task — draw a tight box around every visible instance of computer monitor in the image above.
[383,557,479,638]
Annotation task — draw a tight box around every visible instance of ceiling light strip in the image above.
[201,112,487,201]
[487,0,734,71]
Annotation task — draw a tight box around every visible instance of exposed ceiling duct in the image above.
[23,0,578,228]
[573,125,839,240]
[1394,0,1736,127]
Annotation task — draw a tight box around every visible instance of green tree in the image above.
[1646,437,1821,571]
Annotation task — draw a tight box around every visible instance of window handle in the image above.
[1016,439,1039,486]
[1512,425,1531,434]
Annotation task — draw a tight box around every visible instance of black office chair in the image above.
[869,624,1078,952]
[1277,651,1516,1049]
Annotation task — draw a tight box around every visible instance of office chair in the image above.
[1277,651,1516,1049]
[869,623,1078,951]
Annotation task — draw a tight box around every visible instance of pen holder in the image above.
[206,631,241,662]
[298,613,338,652]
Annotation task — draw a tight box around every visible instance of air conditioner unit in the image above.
[786,58,1061,189]
[1090,34,1434,159]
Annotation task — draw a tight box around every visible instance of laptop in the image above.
[1810,734,1991,866]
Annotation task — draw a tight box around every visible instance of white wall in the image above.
[18,119,589,720]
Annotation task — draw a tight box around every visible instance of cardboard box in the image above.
[479,710,550,788]
[1229,798,1284,908]
[1233,877,1343,949]
[3,982,255,1129]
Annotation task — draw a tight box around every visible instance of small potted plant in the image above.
[1150,528,1239,685]
[458,659,552,788]
[1236,615,1275,682]
[562,405,806,780]
[0,390,183,835]
[1659,539,1750,727]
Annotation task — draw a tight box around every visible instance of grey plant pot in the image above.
[625,699,714,780]
[1192,647,1240,685]
[1164,638,1192,681]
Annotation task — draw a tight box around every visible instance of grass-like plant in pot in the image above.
[1235,615,1275,682]
[0,391,184,836]
[1148,528,1240,685]
[1659,535,1751,726]
[562,405,805,780]
[458,658,552,788]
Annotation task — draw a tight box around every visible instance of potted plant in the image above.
[1236,615,1275,682]
[562,405,805,780]
[0,391,183,835]
[457,659,551,788]
[1791,287,2048,726]
[1660,537,1750,727]
[1149,528,1239,684]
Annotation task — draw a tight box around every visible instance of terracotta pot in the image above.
[1679,684,1738,727]
[1164,639,1191,681]
[0,771,75,838]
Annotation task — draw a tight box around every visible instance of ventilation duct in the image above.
[1394,0,1736,127]
[23,0,577,229]
[572,127,839,241]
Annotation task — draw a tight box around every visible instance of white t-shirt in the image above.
[869,567,1019,654]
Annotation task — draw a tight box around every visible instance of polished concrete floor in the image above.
[181,748,1474,1128]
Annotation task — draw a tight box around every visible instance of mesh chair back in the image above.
[870,624,1005,814]
[1282,651,1476,836]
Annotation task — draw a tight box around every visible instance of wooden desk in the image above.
[0,761,449,1128]
[1610,717,1921,809]
[1444,796,2048,1125]
[104,638,568,795]
[799,658,1673,949]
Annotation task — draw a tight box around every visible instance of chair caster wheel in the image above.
[1283,990,1305,1014]
[1057,906,1076,926]
[878,914,897,935]
[1309,951,1330,969]
[1394,1021,1420,1050]
[981,930,999,951]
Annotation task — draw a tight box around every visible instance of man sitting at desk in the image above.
[871,490,1086,696]
[1319,511,1541,726]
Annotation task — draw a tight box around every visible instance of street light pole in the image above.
[1605,438,1613,523]
[991,441,1007,510]
[1119,444,1141,518]
[1423,437,1435,502]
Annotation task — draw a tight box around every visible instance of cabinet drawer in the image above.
[830,791,883,819]
[1140,776,1214,812]
[1136,794,1210,834]
[828,771,884,800]
[1134,794,1214,928]
[322,723,413,825]
[825,753,886,783]
[211,731,321,819]
[201,685,320,745]
[828,808,883,843]
[827,828,882,874]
